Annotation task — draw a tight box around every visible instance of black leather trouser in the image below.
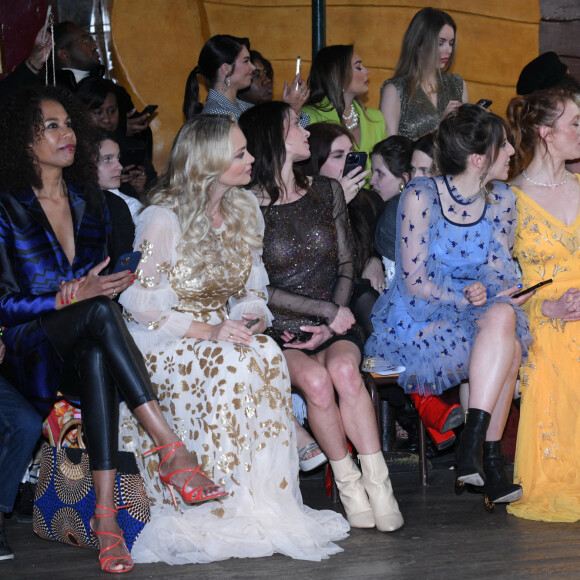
[41,296,156,471]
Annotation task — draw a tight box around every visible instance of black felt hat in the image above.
[517,52,568,95]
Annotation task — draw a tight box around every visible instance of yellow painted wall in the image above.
[111,0,540,170]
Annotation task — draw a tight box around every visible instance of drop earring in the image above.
[223,75,231,91]
[399,181,405,194]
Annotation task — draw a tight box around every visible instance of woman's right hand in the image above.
[282,325,333,350]
[442,99,462,119]
[339,167,371,204]
[462,282,487,307]
[327,305,355,334]
[207,319,253,345]
[542,288,580,321]
[75,257,134,302]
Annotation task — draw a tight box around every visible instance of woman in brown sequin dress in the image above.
[239,102,404,533]
[380,7,468,139]
[117,115,349,563]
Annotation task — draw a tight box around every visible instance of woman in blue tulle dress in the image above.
[366,104,532,507]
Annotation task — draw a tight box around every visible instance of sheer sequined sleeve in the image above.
[265,178,354,324]
[119,206,193,347]
[228,193,274,325]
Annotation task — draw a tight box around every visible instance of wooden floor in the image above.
[3,461,580,580]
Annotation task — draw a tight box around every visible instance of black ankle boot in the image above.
[482,441,522,503]
[456,408,491,486]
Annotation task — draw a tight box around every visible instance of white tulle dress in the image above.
[117,196,349,564]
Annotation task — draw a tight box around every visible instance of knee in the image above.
[298,367,335,408]
[488,302,517,334]
[328,357,363,399]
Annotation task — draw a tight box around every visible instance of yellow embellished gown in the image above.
[117,198,349,563]
[507,180,580,522]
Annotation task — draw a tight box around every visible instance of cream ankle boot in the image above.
[329,453,375,528]
[358,451,404,532]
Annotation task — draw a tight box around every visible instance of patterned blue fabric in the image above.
[0,184,110,414]
[365,176,532,395]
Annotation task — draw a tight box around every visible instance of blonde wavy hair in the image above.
[146,114,261,277]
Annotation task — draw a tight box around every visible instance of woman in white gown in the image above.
[117,114,349,564]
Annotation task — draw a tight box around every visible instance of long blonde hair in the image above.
[146,114,261,277]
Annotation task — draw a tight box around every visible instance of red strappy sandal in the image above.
[143,441,228,507]
[90,504,134,574]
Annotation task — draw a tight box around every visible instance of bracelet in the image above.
[26,58,41,74]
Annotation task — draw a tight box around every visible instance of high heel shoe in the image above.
[143,441,228,507]
[90,504,134,574]
[410,393,464,434]
[358,451,404,532]
[328,453,375,528]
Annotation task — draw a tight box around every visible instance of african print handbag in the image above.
[33,419,150,551]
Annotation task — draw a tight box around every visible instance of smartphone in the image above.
[288,330,313,343]
[512,278,553,298]
[121,146,146,169]
[245,317,261,329]
[295,56,301,76]
[112,251,142,274]
[41,5,52,43]
[476,99,493,109]
[131,105,158,118]
[343,151,368,176]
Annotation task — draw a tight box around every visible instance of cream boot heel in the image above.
[328,453,375,528]
[358,451,404,532]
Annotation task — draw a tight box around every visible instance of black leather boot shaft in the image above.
[482,440,523,503]
[456,408,491,486]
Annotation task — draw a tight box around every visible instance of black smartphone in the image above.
[476,99,493,109]
[121,146,146,169]
[133,104,158,118]
[512,279,553,298]
[245,317,261,329]
[288,330,313,343]
[343,151,368,176]
[112,251,142,274]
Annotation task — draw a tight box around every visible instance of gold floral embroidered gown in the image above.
[117,198,349,563]
[507,180,580,522]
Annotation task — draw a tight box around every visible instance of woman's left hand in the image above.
[241,313,267,335]
[282,325,332,350]
[497,284,533,306]
[362,257,386,293]
[463,282,487,306]
[282,74,309,115]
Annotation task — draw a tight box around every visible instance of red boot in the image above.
[426,426,456,451]
[410,393,464,434]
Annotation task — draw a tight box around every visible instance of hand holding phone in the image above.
[343,152,368,177]
[476,99,493,110]
[512,279,553,299]
[112,251,142,274]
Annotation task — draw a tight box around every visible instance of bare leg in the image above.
[284,350,348,461]
[467,302,521,439]
[319,341,381,455]
[133,401,225,498]
[92,470,131,573]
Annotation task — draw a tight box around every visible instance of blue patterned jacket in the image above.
[0,184,110,415]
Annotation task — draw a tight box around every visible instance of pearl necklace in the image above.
[522,169,569,188]
[342,104,359,131]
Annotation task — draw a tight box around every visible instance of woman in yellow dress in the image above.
[507,90,580,521]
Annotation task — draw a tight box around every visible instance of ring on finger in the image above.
[112,288,118,298]
[228,333,233,339]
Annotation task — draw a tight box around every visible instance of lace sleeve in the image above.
[227,193,274,325]
[119,206,193,348]
[395,178,468,319]
[481,182,521,293]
